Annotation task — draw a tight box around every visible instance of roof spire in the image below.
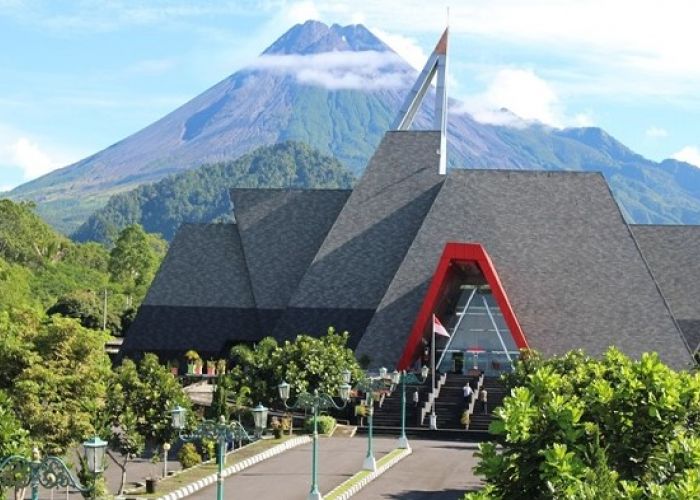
[391,26,449,175]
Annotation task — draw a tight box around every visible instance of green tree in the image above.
[274,327,361,395]
[0,390,29,458]
[229,337,281,408]
[228,327,361,408]
[0,199,64,267]
[0,199,117,314]
[0,259,36,311]
[10,316,111,455]
[72,141,357,245]
[108,354,191,465]
[467,348,700,499]
[104,407,145,495]
[46,289,121,332]
[108,225,158,305]
[0,390,30,500]
[0,308,40,391]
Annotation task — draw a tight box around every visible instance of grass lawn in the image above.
[324,448,407,500]
[125,435,302,497]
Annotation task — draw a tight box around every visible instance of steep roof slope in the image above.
[273,131,445,345]
[231,188,351,333]
[632,225,700,351]
[357,170,693,370]
[120,224,259,359]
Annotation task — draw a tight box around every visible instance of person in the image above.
[463,382,473,407]
[479,387,488,414]
[413,388,420,407]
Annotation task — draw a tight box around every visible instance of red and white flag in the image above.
[433,314,450,338]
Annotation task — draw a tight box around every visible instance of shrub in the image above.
[304,415,336,435]
[466,348,700,499]
[271,417,283,439]
[201,439,216,461]
[177,443,202,469]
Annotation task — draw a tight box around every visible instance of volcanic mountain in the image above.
[6,20,700,233]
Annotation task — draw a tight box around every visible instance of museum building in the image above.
[120,29,698,373]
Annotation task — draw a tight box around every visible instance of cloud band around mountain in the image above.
[248,50,414,90]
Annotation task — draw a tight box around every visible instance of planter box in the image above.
[145,478,158,494]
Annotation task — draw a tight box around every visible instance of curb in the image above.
[324,447,412,500]
[152,436,311,500]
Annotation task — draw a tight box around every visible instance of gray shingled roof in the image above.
[120,305,261,358]
[274,131,446,345]
[120,224,260,358]
[143,224,256,308]
[632,225,700,351]
[357,170,693,370]
[231,189,350,312]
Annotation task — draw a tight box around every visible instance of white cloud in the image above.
[287,1,320,24]
[486,69,560,125]
[249,50,412,90]
[11,137,59,180]
[646,127,668,138]
[350,12,366,25]
[370,28,427,71]
[0,124,85,184]
[455,68,563,128]
[573,113,594,127]
[672,146,700,168]
[290,0,700,104]
[323,1,700,73]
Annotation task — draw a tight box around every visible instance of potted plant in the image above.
[194,358,203,375]
[355,403,368,426]
[271,416,283,439]
[206,359,216,376]
[216,359,227,375]
[281,413,293,435]
[145,454,161,493]
[169,359,180,376]
[185,350,200,375]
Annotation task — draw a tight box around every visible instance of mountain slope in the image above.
[6,20,700,232]
[71,141,355,244]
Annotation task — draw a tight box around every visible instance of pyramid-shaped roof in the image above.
[121,28,695,370]
[356,170,692,370]
[632,224,700,352]
[120,224,260,358]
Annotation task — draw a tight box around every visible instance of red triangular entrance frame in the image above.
[398,242,529,369]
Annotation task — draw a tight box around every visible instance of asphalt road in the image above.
[351,439,482,500]
[183,436,396,500]
[29,436,481,500]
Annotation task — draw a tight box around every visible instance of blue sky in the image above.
[1,0,700,192]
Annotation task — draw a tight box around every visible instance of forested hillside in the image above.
[0,200,165,334]
[72,140,356,244]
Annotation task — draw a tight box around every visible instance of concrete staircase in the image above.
[353,374,507,440]
[467,376,508,431]
[370,384,427,428]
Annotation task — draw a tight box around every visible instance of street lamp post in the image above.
[0,436,107,500]
[354,367,391,472]
[278,370,351,500]
[391,365,429,450]
[171,405,267,500]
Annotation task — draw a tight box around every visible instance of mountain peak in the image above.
[262,20,390,55]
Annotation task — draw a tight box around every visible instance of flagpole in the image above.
[430,314,437,430]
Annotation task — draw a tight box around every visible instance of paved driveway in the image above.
[351,439,482,500]
[183,436,395,500]
[29,436,482,500]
